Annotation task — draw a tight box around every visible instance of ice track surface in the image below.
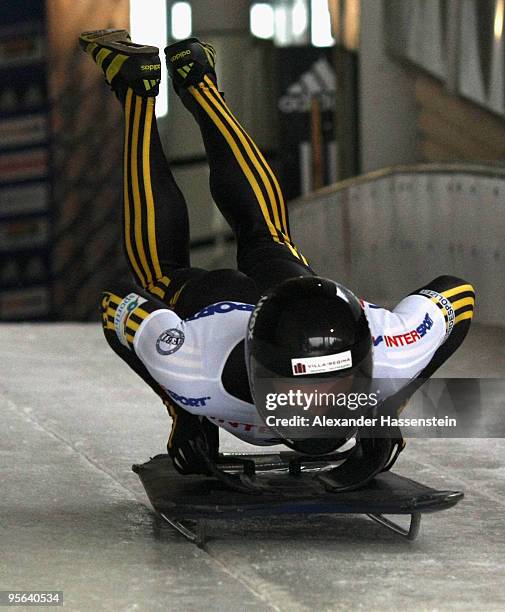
[1,323,505,611]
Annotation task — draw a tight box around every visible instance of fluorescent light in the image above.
[292,0,308,37]
[311,0,335,47]
[172,2,192,40]
[130,0,168,117]
[274,4,289,45]
[495,0,504,40]
[250,3,275,40]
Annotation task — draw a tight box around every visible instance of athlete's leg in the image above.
[165,40,315,293]
[120,89,193,298]
[80,31,223,473]
[80,30,198,305]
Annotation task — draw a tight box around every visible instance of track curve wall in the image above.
[289,164,505,327]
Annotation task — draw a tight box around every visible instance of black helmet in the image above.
[245,276,373,454]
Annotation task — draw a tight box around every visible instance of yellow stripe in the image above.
[149,285,165,298]
[126,319,140,332]
[442,284,474,299]
[455,310,473,324]
[107,293,122,306]
[205,76,290,238]
[143,97,163,280]
[102,315,108,327]
[202,46,215,66]
[86,42,98,55]
[160,276,171,287]
[192,84,279,244]
[96,48,112,68]
[133,307,151,320]
[131,95,154,285]
[123,90,146,286]
[125,333,135,344]
[143,79,151,91]
[105,54,128,84]
[208,76,289,238]
[203,77,282,235]
[285,241,302,260]
[453,296,475,311]
[177,68,187,78]
[169,284,186,306]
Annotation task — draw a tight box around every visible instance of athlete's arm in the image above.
[102,287,218,474]
[103,287,186,388]
[363,275,475,409]
[361,293,447,382]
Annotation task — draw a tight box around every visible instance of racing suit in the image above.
[100,73,475,472]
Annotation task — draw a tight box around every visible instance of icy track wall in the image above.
[289,164,505,327]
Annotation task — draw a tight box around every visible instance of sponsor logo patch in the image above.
[114,293,147,347]
[420,289,455,338]
[156,328,185,355]
[372,312,434,349]
[291,351,353,376]
[167,389,210,407]
[186,301,255,322]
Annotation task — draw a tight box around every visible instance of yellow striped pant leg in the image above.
[180,78,310,267]
[123,88,194,299]
[122,89,165,290]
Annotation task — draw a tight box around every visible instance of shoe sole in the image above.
[79,29,161,92]
[79,29,159,56]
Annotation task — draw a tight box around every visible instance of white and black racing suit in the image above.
[98,59,475,473]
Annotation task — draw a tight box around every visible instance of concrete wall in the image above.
[359,0,419,172]
[288,163,505,326]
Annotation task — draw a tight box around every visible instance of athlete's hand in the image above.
[166,403,219,475]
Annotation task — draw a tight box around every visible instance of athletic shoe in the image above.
[79,29,161,96]
[164,37,216,92]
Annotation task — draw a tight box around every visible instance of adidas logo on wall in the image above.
[278,57,337,114]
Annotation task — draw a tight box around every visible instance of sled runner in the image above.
[132,451,463,547]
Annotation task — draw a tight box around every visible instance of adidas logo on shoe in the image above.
[170,50,191,62]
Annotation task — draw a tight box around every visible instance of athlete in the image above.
[80,30,475,477]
